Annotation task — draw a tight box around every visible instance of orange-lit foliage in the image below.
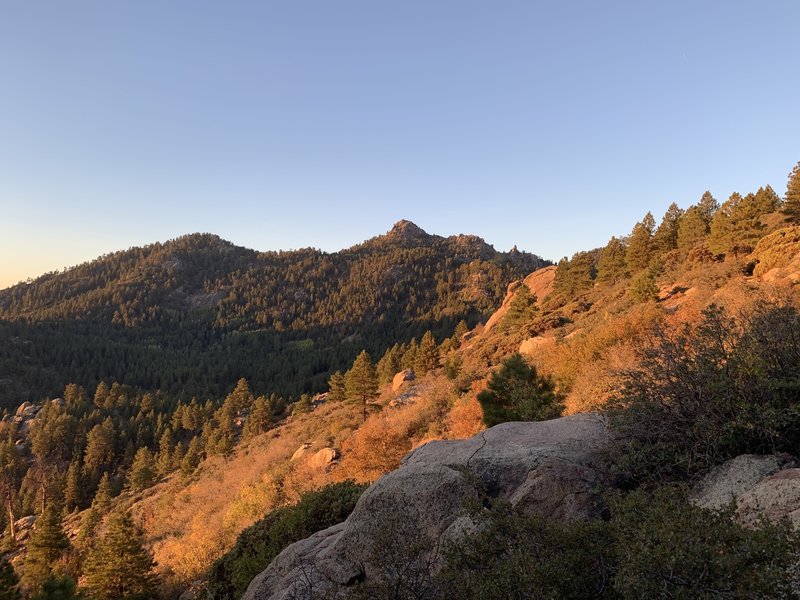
[447,395,484,439]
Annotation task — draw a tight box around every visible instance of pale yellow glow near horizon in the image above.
[0,233,123,290]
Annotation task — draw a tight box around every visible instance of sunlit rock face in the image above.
[243,413,610,600]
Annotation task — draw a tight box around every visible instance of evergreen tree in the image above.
[709,192,766,257]
[22,502,69,593]
[128,448,156,492]
[63,461,82,513]
[503,285,537,330]
[401,339,418,370]
[626,212,655,273]
[223,378,254,414]
[414,331,440,376]
[82,418,115,479]
[653,203,683,252]
[155,429,174,477]
[31,575,85,600]
[345,351,379,421]
[597,237,628,283]
[243,396,272,439]
[552,252,595,297]
[782,161,800,223]
[477,354,563,427]
[326,371,347,402]
[753,185,781,214]
[452,320,469,346]
[376,345,402,386]
[292,394,313,415]
[697,190,719,223]
[0,440,24,544]
[180,437,203,476]
[0,554,20,600]
[81,510,158,600]
[77,473,113,547]
[677,205,709,255]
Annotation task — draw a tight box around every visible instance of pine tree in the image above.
[376,345,402,386]
[292,394,313,415]
[477,354,563,427]
[653,203,683,252]
[414,331,440,376]
[82,510,158,600]
[709,192,766,257]
[0,440,24,545]
[597,237,628,283]
[753,185,781,213]
[30,575,85,600]
[22,502,69,593]
[327,371,347,402]
[224,378,254,414]
[677,206,709,255]
[77,473,113,547]
[63,461,82,513]
[503,285,537,329]
[453,320,469,345]
[128,448,156,492]
[697,190,719,223]
[243,396,272,439]
[180,437,203,476]
[0,554,20,600]
[155,429,174,477]
[401,339,418,370]
[345,351,379,421]
[782,161,800,223]
[626,212,655,273]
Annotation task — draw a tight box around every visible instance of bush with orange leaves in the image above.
[336,377,454,482]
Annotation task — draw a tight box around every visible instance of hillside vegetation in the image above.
[0,221,545,407]
[3,162,800,599]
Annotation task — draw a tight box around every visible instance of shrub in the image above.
[436,487,798,600]
[437,505,615,600]
[605,302,800,484]
[477,354,563,427]
[610,487,798,599]
[206,481,367,600]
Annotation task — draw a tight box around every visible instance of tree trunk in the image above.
[6,495,15,542]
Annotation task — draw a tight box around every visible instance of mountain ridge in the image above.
[0,221,548,405]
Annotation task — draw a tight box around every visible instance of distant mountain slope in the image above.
[0,222,547,406]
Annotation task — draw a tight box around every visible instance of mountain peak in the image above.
[386,220,429,241]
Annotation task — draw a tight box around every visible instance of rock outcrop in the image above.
[391,369,415,391]
[691,454,800,528]
[242,413,609,600]
[482,266,556,334]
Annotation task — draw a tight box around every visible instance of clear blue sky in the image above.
[1,1,798,288]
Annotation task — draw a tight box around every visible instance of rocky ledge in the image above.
[243,413,610,600]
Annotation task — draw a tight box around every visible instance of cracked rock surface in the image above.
[242,413,610,600]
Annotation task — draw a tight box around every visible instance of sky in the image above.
[1,1,799,288]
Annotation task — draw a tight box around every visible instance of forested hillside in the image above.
[0,221,545,408]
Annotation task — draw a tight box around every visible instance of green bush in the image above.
[206,481,367,600]
[604,302,800,484]
[437,505,615,599]
[436,487,798,600]
[610,487,798,599]
[477,353,563,427]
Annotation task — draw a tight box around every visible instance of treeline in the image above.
[0,319,460,598]
[550,161,800,302]
[0,375,295,598]
[0,227,545,408]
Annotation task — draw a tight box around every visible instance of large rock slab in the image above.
[243,413,609,600]
[691,454,800,530]
[391,369,415,391]
[690,454,796,511]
